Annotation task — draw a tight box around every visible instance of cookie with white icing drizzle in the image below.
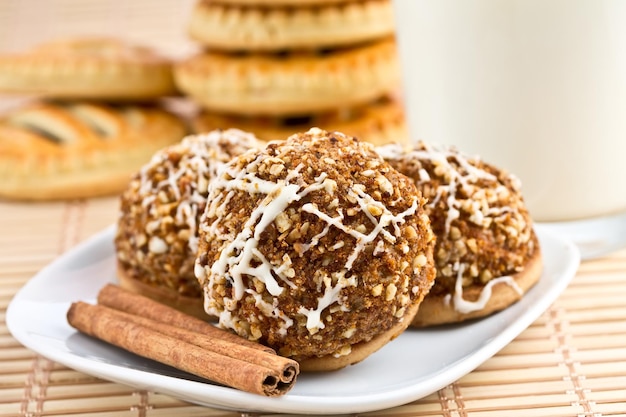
[194,128,436,370]
[378,141,543,327]
[115,130,260,320]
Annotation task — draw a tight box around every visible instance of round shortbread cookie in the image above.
[193,96,408,146]
[174,37,400,116]
[412,250,543,327]
[0,38,177,100]
[0,101,187,200]
[188,0,395,51]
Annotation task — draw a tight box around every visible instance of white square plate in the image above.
[7,225,579,415]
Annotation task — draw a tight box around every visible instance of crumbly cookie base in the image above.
[0,38,176,100]
[298,291,425,372]
[411,249,544,327]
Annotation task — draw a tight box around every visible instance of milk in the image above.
[393,0,626,222]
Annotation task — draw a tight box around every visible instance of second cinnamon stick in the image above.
[97,283,274,354]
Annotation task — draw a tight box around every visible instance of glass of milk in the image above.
[393,0,626,259]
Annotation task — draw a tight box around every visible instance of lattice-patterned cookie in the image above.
[174,37,399,116]
[192,96,408,146]
[188,0,395,51]
[0,38,177,100]
[0,101,187,200]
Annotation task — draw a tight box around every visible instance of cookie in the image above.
[188,0,395,51]
[194,128,436,369]
[174,37,399,116]
[193,95,408,146]
[115,130,261,319]
[377,142,542,326]
[204,0,352,4]
[0,101,187,200]
[0,38,177,100]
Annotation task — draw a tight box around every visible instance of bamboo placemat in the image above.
[1,0,626,415]
[1,200,626,417]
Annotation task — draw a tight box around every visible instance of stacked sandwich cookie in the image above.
[176,0,408,146]
[0,38,186,200]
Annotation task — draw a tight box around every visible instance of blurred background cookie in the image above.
[193,95,407,146]
[175,37,398,116]
[0,101,186,200]
[0,0,406,202]
[202,0,355,5]
[177,0,407,146]
[0,38,177,101]
[188,0,396,51]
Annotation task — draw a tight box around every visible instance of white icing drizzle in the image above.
[134,129,259,256]
[294,220,332,255]
[451,263,523,314]
[302,195,418,270]
[377,142,510,233]
[298,274,356,332]
[206,160,304,301]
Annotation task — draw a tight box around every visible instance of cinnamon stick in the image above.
[67,301,298,396]
[97,283,274,354]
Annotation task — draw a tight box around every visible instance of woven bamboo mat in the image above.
[1,0,626,415]
[1,201,626,417]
